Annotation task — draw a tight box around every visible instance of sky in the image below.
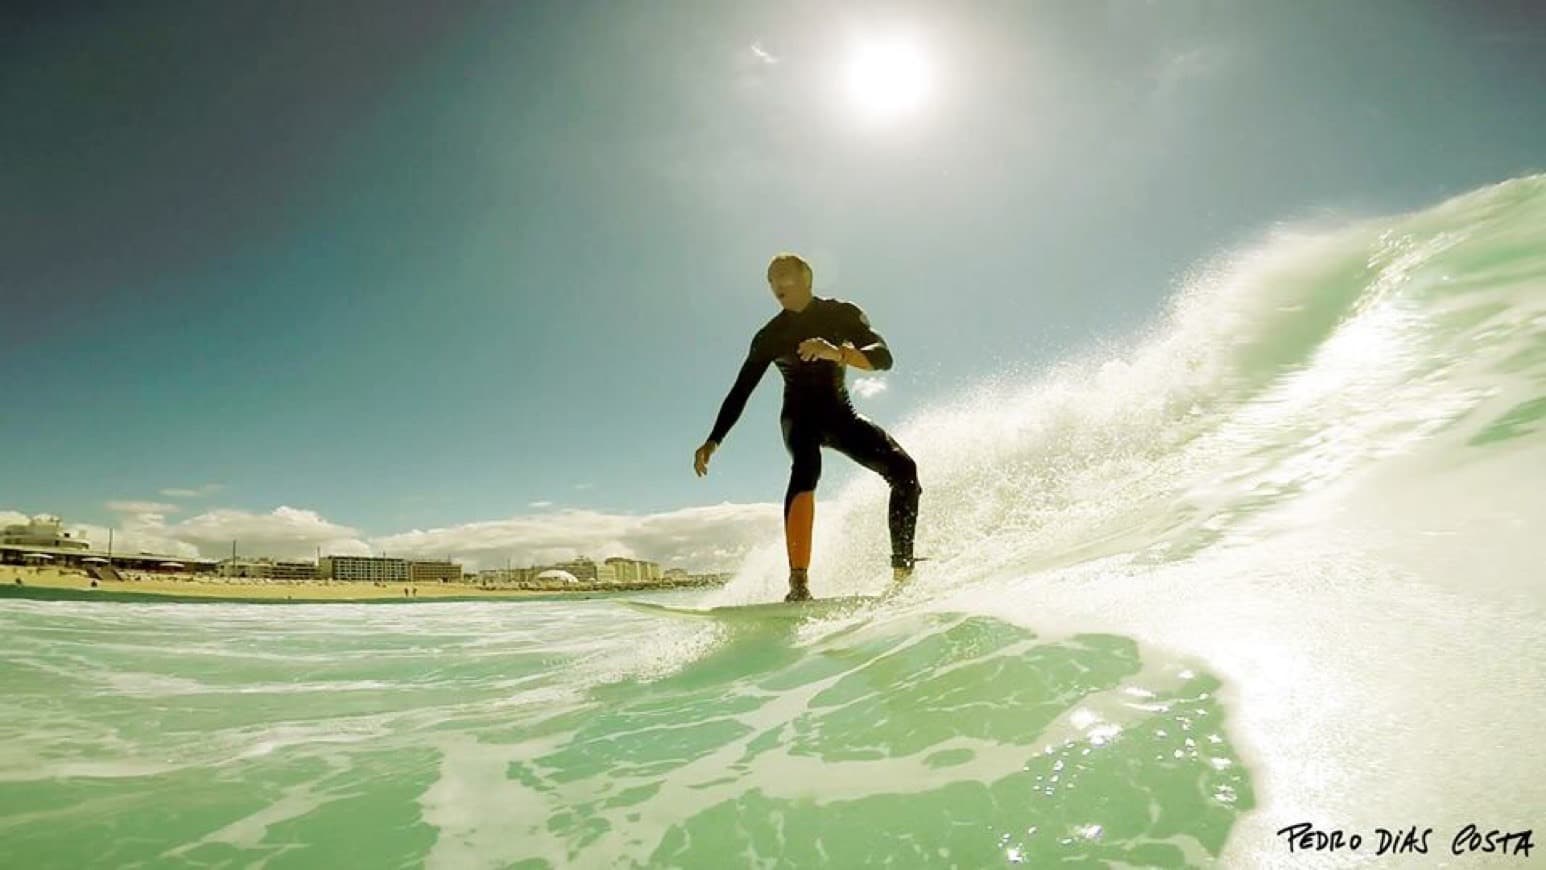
[3,0,1543,571]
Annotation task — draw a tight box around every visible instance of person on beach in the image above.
[694,253,922,601]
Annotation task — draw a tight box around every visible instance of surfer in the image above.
[693,253,922,602]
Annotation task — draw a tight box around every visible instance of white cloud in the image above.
[370,502,779,573]
[0,508,194,557]
[63,519,202,560]
[750,41,778,65]
[850,377,888,399]
[106,500,181,514]
[8,495,781,573]
[160,483,224,498]
[730,37,787,98]
[168,506,370,561]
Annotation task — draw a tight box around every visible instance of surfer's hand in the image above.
[694,440,717,477]
[798,338,840,362]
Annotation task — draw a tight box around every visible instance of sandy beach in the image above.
[0,565,668,603]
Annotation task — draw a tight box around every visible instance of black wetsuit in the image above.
[706,296,922,570]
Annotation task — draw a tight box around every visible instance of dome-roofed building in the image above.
[534,568,580,584]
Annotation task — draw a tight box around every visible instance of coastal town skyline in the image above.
[3,511,739,601]
[0,503,773,577]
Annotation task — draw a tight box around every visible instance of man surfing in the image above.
[693,253,923,601]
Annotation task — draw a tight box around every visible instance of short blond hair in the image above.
[767,252,812,282]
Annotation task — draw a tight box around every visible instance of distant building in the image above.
[218,558,317,580]
[550,557,599,583]
[604,557,662,583]
[409,559,461,583]
[319,555,409,582]
[270,560,317,581]
[0,514,212,572]
[2,514,88,551]
[477,567,541,585]
[463,558,722,588]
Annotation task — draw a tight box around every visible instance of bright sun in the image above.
[845,37,930,121]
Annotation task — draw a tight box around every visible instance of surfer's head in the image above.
[767,253,813,312]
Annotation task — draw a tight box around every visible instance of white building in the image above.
[319,555,409,582]
[2,514,88,551]
[218,557,318,580]
[604,557,662,583]
[550,557,599,583]
[478,567,542,585]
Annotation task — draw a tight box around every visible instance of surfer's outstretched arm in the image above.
[705,337,770,446]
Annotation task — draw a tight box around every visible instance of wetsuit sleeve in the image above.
[840,302,893,371]
[706,333,771,444]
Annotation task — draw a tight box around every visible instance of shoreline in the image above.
[0,565,709,604]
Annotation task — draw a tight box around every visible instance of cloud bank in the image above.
[3,500,781,574]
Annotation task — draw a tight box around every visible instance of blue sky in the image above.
[3,1,1543,570]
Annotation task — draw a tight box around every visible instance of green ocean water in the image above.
[0,600,1246,868]
[3,176,1544,868]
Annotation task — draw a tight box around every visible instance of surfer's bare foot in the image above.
[889,557,926,591]
[785,569,812,602]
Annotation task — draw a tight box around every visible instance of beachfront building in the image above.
[549,557,599,583]
[478,566,551,585]
[270,560,318,581]
[0,514,217,572]
[408,559,462,583]
[2,515,88,551]
[476,567,538,585]
[218,558,318,580]
[604,557,662,583]
[219,558,266,578]
[319,555,409,582]
[470,558,708,589]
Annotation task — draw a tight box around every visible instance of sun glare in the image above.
[845,36,931,121]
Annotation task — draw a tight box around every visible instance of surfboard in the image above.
[619,595,882,621]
